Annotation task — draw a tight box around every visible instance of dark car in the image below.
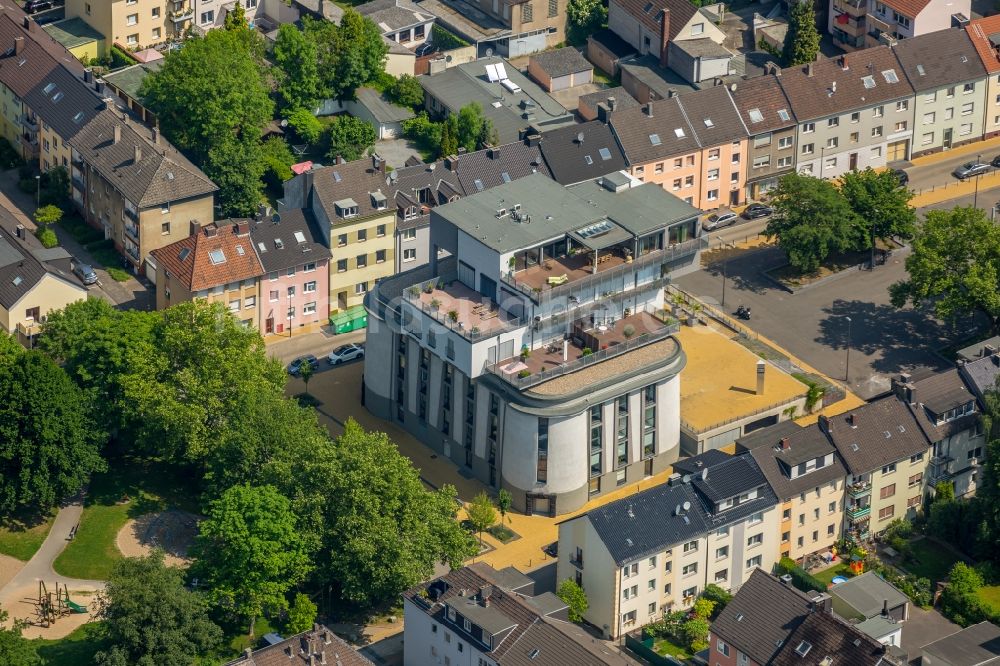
[990,155,1000,169]
[953,162,991,180]
[288,355,319,376]
[414,42,436,57]
[741,203,773,220]
[72,263,98,285]
[23,0,52,12]
[892,168,909,186]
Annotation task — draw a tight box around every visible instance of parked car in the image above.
[741,203,773,220]
[328,343,365,365]
[414,42,436,57]
[891,168,909,186]
[703,212,738,230]
[72,263,98,285]
[23,0,52,12]
[954,162,991,180]
[288,355,319,376]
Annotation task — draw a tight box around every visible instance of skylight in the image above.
[294,231,306,243]
[795,641,812,657]
[599,147,612,160]
[916,64,925,76]
[643,1,653,11]
[584,155,593,165]
[577,220,613,238]
[649,133,662,145]
[777,109,790,121]
[704,118,715,128]
[274,238,284,249]
[73,111,85,123]
[43,82,55,94]
[333,171,342,183]
[178,248,191,261]
[11,276,21,286]
[882,69,899,83]
[474,179,484,191]
[862,75,876,89]
[257,242,267,253]
[673,128,685,138]
[236,244,245,256]
[748,108,764,123]
[501,172,511,182]
[208,249,226,265]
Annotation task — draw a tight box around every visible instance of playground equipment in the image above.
[36,581,87,627]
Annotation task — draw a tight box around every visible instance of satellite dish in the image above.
[271,213,281,223]
[446,54,453,63]
[485,47,494,57]
[683,501,691,511]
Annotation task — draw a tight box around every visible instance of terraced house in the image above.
[966,15,1000,140]
[729,70,798,200]
[828,0,970,51]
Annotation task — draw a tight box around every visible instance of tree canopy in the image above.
[839,167,916,245]
[567,0,607,30]
[94,551,222,666]
[304,12,388,101]
[890,206,1000,331]
[387,74,424,110]
[325,115,377,162]
[556,579,588,622]
[765,173,861,272]
[782,0,820,66]
[0,609,36,666]
[0,350,104,514]
[273,24,324,113]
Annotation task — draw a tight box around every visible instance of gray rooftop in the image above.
[416,0,507,42]
[958,336,1000,361]
[961,353,1000,401]
[672,37,732,59]
[355,87,416,124]
[922,622,1000,665]
[828,572,909,619]
[854,614,901,641]
[444,596,518,635]
[529,47,592,79]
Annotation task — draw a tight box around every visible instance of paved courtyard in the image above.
[675,245,967,399]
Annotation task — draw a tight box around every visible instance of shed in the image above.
[828,572,909,623]
[346,87,416,140]
[528,47,594,92]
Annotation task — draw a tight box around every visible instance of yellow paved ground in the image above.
[910,170,1000,208]
[909,134,1000,168]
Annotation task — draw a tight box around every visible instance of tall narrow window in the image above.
[590,405,603,477]
[643,385,656,458]
[616,397,629,467]
[537,418,549,483]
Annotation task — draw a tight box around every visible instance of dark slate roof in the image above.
[247,209,331,273]
[618,55,698,100]
[735,419,803,452]
[0,232,48,309]
[538,121,628,185]
[530,47,592,78]
[770,611,889,666]
[822,396,930,475]
[451,140,550,195]
[957,335,1000,361]
[730,73,797,133]
[310,158,394,224]
[710,569,813,665]
[777,46,914,122]
[403,563,640,665]
[744,424,848,502]
[676,84,748,145]
[588,28,636,59]
[582,482,709,565]
[609,96,701,164]
[689,453,770,504]
[612,0,700,41]
[893,28,987,92]
[921,621,1000,666]
[904,368,980,443]
[672,448,731,475]
[222,625,373,666]
[960,353,1000,401]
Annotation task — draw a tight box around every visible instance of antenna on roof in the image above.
[576,131,584,144]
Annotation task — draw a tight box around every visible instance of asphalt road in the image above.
[901,149,999,193]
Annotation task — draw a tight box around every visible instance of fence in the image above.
[623,631,685,666]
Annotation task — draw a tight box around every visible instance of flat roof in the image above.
[677,326,807,434]
[41,17,102,50]
[923,622,1000,665]
[100,60,162,101]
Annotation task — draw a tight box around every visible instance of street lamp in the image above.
[974,154,983,209]
[870,208,877,272]
[721,255,728,308]
[844,316,853,384]
[34,174,40,208]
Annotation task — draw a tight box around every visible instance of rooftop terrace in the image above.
[404,275,526,341]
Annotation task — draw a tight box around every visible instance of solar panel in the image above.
[577,220,613,238]
[649,133,661,145]
[748,108,763,123]
[485,63,501,82]
[496,62,508,80]
[599,147,612,160]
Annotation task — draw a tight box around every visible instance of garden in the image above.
[632,585,731,663]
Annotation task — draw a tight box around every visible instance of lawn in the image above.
[812,564,854,588]
[226,617,276,655]
[977,585,1000,614]
[31,622,108,664]
[653,634,690,659]
[899,538,962,583]
[53,459,199,580]
[0,509,56,561]
[58,213,102,245]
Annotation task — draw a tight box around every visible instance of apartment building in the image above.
[224,625,374,666]
[779,50,916,178]
[64,0,178,49]
[364,173,703,515]
[248,208,331,337]
[897,369,984,499]
[894,28,988,156]
[420,0,567,58]
[403,562,640,666]
[729,71,798,200]
[829,0,970,51]
[151,220,264,328]
[557,452,780,639]
[538,120,628,186]
[608,0,726,67]
[675,85,748,209]
[966,16,1000,140]
[708,570,900,666]
[356,0,434,50]
[820,399,930,541]
[737,421,847,564]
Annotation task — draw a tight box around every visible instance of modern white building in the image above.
[364,172,704,515]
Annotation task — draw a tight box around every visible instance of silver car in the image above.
[703,212,738,231]
[72,263,98,285]
[953,162,990,180]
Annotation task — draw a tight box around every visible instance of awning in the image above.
[836,13,850,24]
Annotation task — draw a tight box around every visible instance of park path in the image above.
[0,496,106,639]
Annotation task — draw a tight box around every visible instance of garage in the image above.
[527,47,593,92]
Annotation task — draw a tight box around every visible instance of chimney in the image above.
[596,102,611,124]
[806,62,814,77]
[659,7,671,69]
[104,97,114,110]
[882,599,889,617]
[243,647,253,661]
[204,223,218,237]
[839,54,849,70]
[487,146,499,159]
[22,16,31,30]
[668,472,682,486]
[818,414,830,433]
[444,155,458,171]
[95,79,105,94]
[668,88,678,98]
[152,127,159,144]
[235,220,250,235]
[13,37,22,55]
[608,96,617,112]
[985,345,997,357]
[780,437,790,451]
[765,62,778,75]
[133,144,142,164]
[524,133,541,147]
[84,70,93,84]
[645,101,654,117]
[190,220,200,236]
[756,359,766,395]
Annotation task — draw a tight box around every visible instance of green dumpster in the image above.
[330,305,368,334]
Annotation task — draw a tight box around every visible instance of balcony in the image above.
[19,114,37,132]
[570,554,584,569]
[500,237,706,304]
[169,7,194,21]
[72,175,85,192]
[847,481,872,498]
[485,308,679,390]
[847,504,871,521]
[124,221,139,240]
[124,207,138,222]
[833,12,866,36]
[403,275,526,342]
[833,0,867,16]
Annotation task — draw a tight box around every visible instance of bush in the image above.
[775,556,827,594]
[0,137,24,169]
[387,74,424,110]
[431,24,469,50]
[106,267,131,282]
[701,584,732,619]
[110,45,138,68]
[35,227,58,248]
[285,108,324,145]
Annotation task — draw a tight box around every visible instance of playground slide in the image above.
[64,599,87,613]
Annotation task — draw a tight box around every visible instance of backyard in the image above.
[900,538,963,584]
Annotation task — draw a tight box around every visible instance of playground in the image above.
[115,509,200,567]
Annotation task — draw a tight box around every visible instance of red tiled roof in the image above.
[967,15,1000,74]
[880,0,932,20]
[151,221,264,291]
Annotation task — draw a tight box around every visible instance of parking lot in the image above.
[675,244,962,398]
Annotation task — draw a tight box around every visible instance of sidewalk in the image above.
[908,134,1000,168]
[910,169,1000,208]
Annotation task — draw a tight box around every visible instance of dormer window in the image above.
[371,191,387,210]
[335,198,359,218]
[932,400,976,425]
[404,206,418,220]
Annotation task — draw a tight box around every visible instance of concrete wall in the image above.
[557,517,620,638]
[786,478,844,562]
[746,126,796,200]
[66,0,176,48]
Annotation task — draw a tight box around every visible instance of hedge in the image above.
[775,557,827,594]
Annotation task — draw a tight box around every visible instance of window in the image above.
[403,248,416,262]
[873,106,884,118]
[548,0,557,17]
[896,100,908,111]
[287,267,296,277]
[777,156,793,168]
[850,132,860,143]
[925,91,937,104]
[200,10,214,23]
[85,2,90,13]
[907,495,921,508]
[376,249,386,264]
[337,259,347,272]
[879,505,895,520]
[895,121,907,132]
[622,584,637,600]
[303,281,317,293]
[826,137,838,149]
[778,136,792,149]
[718,640,730,657]
[616,397,628,467]
[801,143,814,155]
[716,546,728,559]
[616,469,626,486]
[152,27,161,39]
[851,112,860,123]
[947,86,956,98]
[945,107,955,120]
[356,254,367,268]
[882,463,896,475]
[828,117,839,128]
[303,302,317,315]
[672,178,682,190]
[126,33,139,45]
[923,112,935,125]
[910,452,924,463]
[707,189,719,201]
[908,472,922,487]
[684,175,694,187]
[707,168,719,181]
[622,611,637,626]
[648,601,657,615]
[654,162,664,175]
[682,586,697,600]
[682,563,698,576]
[127,13,138,24]
[746,555,762,569]
[401,228,416,241]
[960,123,973,136]
[355,282,368,294]
[871,126,883,138]
[824,157,837,170]
[228,299,240,312]
[691,21,704,35]
[522,2,532,21]
[623,562,638,578]
[802,122,815,133]
[536,418,548,483]
[746,533,763,547]
[708,148,720,160]
[828,523,836,536]
[871,146,882,158]
[357,229,367,242]
[922,132,934,145]
[682,540,698,553]
[269,290,279,302]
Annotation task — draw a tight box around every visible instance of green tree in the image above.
[692,598,715,621]
[457,102,488,152]
[94,551,222,666]
[140,29,273,164]
[223,2,247,30]
[192,484,313,637]
[0,351,104,514]
[782,0,820,66]
[477,118,499,150]
[387,74,425,109]
[317,420,477,607]
[681,616,711,652]
[273,24,324,112]
[41,166,69,207]
[890,207,1000,332]
[402,113,442,156]
[305,12,387,101]
[261,136,296,191]
[298,358,314,395]
[0,609,37,666]
[839,167,916,253]
[765,172,861,272]
[935,481,956,501]
[566,0,607,29]
[286,108,325,144]
[325,115,377,162]
[700,584,732,620]
[939,562,987,626]
[205,136,267,217]
[439,115,459,157]
[497,488,512,525]
[556,579,588,622]
[284,593,318,635]
[33,203,62,228]
[466,491,497,546]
